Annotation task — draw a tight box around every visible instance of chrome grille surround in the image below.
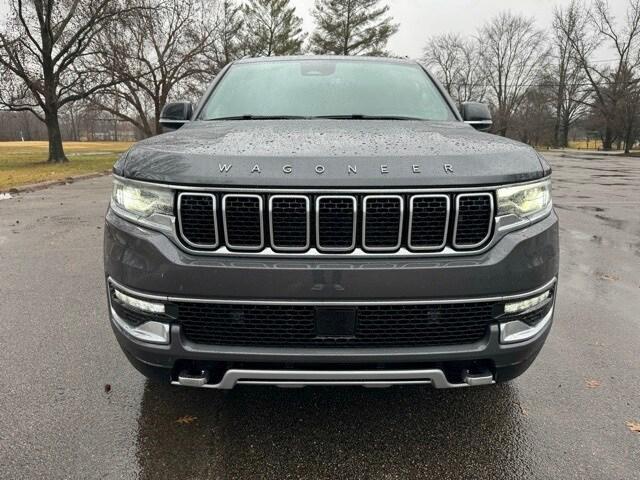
[180,190,496,255]
[362,195,404,252]
[177,192,219,249]
[222,194,264,251]
[452,193,495,250]
[268,195,310,252]
[315,195,358,252]
[407,194,450,251]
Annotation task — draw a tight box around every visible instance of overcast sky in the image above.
[292,0,628,61]
[0,0,629,62]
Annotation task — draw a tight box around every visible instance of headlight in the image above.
[497,179,551,219]
[111,178,174,230]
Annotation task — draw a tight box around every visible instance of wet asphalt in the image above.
[0,151,638,479]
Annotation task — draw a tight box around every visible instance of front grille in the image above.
[176,302,494,347]
[363,196,402,250]
[177,191,495,254]
[316,196,356,251]
[178,193,218,248]
[223,194,263,250]
[409,195,449,250]
[270,196,309,250]
[453,194,494,248]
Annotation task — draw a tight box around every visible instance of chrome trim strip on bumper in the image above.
[171,368,495,389]
[109,306,170,345]
[500,306,554,344]
[107,276,557,306]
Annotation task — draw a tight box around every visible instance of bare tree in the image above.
[558,0,640,150]
[210,0,246,69]
[0,0,140,162]
[422,33,486,104]
[91,0,222,137]
[477,13,549,136]
[551,1,590,147]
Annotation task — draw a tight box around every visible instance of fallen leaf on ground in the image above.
[626,421,640,433]
[176,415,197,425]
[585,379,601,388]
[598,272,619,281]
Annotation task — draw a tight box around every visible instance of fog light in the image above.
[504,291,549,314]
[114,290,165,314]
[500,306,554,344]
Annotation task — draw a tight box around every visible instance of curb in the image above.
[1,170,112,196]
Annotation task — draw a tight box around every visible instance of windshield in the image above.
[199,59,456,121]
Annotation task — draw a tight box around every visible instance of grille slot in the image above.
[269,195,309,251]
[178,193,218,248]
[316,196,357,252]
[176,302,494,347]
[223,194,264,250]
[408,195,449,250]
[453,193,494,249]
[362,195,403,251]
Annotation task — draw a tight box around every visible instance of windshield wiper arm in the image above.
[311,114,426,120]
[205,115,308,120]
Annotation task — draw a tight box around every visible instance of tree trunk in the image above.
[46,110,68,163]
[552,117,561,148]
[624,120,633,154]
[602,125,614,151]
[561,114,571,148]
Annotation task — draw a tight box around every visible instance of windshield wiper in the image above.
[311,114,426,121]
[205,115,308,120]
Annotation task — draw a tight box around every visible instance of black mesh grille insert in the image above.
[454,194,493,247]
[176,302,494,347]
[409,196,448,249]
[224,195,263,248]
[179,194,217,247]
[270,196,308,249]
[317,197,355,250]
[363,196,402,250]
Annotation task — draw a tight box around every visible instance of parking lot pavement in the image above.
[0,151,638,479]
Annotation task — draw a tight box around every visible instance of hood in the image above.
[117,120,545,187]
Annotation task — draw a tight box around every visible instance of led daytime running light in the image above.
[114,290,166,314]
[504,291,550,314]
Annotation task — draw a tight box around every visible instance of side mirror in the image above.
[160,102,193,130]
[460,102,492,132]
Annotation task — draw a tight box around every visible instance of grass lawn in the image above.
[567,139,604,150]
[0,141,133,190]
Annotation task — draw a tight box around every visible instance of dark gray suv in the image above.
[104,56,558,390]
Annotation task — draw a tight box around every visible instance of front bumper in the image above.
[104,207,559,387]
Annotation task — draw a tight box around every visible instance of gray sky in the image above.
[0,0,629,61]
[293,0,628,61]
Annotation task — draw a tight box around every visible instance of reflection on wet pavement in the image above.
[136,382,534,479]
